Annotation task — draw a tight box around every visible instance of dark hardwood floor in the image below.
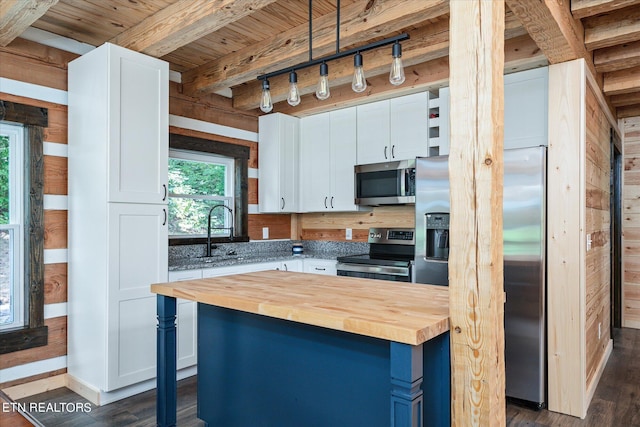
[12,328,640,426]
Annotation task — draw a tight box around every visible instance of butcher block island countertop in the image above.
[151,269,449,345]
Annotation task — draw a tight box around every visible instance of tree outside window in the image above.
[168,150,234,238]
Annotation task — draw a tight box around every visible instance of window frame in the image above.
[168,133,250,246]
[168,149,235,238]
[0,122,25,331]
[0,100,48,354]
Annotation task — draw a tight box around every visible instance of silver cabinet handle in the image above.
[281,197,285,210]
[330,196,334,208]
[391,145,395,158]
[384,146,388,159]
[315,267,326,271]
[324,196,328,208]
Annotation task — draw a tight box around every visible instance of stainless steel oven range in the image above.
[336,227,415,282]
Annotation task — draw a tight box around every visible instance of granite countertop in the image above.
[168,250,350,271]
[152,270,449,345]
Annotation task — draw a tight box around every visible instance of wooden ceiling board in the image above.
[571,0,640,19]
[583,5,640,51]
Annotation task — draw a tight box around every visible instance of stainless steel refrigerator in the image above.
[414,146,546,407]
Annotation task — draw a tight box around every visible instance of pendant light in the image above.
[287,71,301,106]
[352,52,367,93]
[260,79,273,113]
[389,41,405,86]
[315,62,330,100]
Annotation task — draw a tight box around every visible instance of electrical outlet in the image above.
[346,228,352,240]
[262,227,269,239]
[586,233,592,251]
[598,322,602,339]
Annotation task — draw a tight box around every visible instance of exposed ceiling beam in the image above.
[603,64,640,95]
[570,0,640,19]
[233,12,530,111]
[594,39,640,72]
[274,34,547,117]
[610,91,640,106]
[505,0,596,74]
[181,0,449,96]
[109,0,277,58]
[583,5,640,51]
[0,0,58,47]
[617,103,640,118]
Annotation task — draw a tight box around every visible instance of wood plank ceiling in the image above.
[1,0,639,118]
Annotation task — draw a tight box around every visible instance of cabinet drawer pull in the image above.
[281,198,285,210]
[384,146,388,159]
[315,267,326,271]
[391,145,395,158]
[162,184,167,201]
[324,196,328,209]
[162,208,167,226]
[330,196,334,208]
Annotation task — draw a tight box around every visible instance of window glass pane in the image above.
[0,228,15,325]
[169,198,232,237]
[169,158,226,197]
[0,135,8,225]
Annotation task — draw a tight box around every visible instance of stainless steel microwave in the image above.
[354,159,416,206]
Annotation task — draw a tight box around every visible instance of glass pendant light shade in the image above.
[260,79,273,113]
[352,52,367,93]
[389,41,405,86]
[287,71,301,106]
[316,62,330,100]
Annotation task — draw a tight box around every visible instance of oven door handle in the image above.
[336,263,410,277]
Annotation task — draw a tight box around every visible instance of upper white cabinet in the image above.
[68,43,169,399]
[259,113,300,213]
[503,67,548,149]
[356,92,429,164]
[437,67,548,155]
[300,107,358,212]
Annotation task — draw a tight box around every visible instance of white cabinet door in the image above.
[303,259,337,275]
[504,67,548,149]
[107,44,168,205]
[329,108,358,211]
[389,92,429,160]
[258,113,299,213]
[300,113,331,212]
[356,100,390,164]
[279,259,303,272]
[168,269,202,370]
[106,203,168,390]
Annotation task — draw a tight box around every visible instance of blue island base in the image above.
[197,303,450,427]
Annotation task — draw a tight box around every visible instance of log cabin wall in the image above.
[623,116,640,329]
[0,39,74,390]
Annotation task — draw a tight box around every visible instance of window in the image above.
[169,150,235,238]
[0,123,24,331]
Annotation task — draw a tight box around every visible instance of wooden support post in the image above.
[156,295,177,427]
[448,1,506,425]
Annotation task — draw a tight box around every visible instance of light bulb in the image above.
[352,53,367,93]
[287,71,301,106]
[389,42,405,86]
[316,62,330,100]
[259,79,273,113]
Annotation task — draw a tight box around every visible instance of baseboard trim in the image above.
[65,374,101,405]
[2,374,67,401]
[585,338,613,410]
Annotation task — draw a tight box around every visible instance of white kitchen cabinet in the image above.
[356,92,429,164]
[278,259,303,272]
[303,259,337,275]
[259,113,300,213]
[67,42,169,400]
[300,107,358,212]
[168,269,202,370]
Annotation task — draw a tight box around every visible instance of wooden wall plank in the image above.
[43,155,67,195]
[44,263,67,305]
[248,214,291,240]
[0,317,66,370]
[623,116,640,329]
[43,210,67,250]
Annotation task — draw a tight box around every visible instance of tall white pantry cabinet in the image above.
[68,43,169,401]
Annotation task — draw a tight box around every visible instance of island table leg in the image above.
[390,342,424,427]
[157,295,177,427]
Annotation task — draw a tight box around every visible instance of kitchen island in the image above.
[151,270,450,427]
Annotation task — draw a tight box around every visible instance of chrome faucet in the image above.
[207,204,234,257]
